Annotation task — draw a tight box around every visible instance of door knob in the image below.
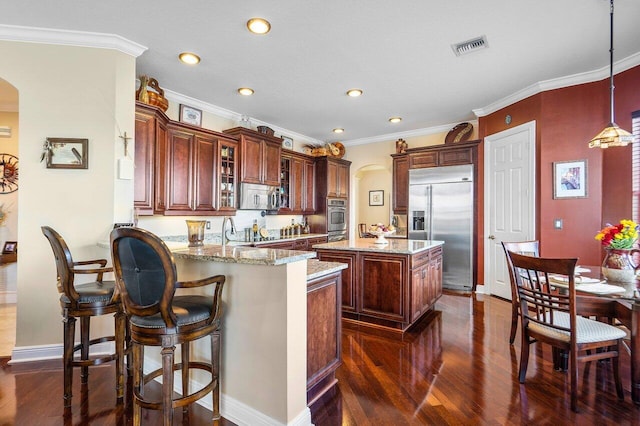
[488,235,496,240]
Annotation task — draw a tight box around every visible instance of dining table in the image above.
[551,265,640,404]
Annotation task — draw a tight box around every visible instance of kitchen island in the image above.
[168,244,345,425]
[314,238,444,333]
[171,245,316,425]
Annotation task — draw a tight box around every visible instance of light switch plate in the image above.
[553,218,563,229]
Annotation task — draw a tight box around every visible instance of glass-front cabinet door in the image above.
[279,157,291,212]
[219,139,237,212]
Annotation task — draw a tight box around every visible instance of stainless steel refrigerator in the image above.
[408,164,473,290]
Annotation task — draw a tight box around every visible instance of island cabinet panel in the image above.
[359,254,408,322]
[317,242,443,333]
[307,270,342,405]
[316,250,358,313]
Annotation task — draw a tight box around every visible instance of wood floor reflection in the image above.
[2,293,639,424]
[310,292,640,425]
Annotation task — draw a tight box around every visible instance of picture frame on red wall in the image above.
[553,159,587,199]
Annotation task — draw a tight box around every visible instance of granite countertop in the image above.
[171,244,317,265]
[313,238,444,254]
[307,259,348,281]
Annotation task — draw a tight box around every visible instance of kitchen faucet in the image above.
[221,216,236,248]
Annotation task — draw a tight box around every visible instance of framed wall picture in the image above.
[553,159,587,199]
[369,190,384,206]
[179,104,202,126]
[2,241,17,254]
[46,138,88,169]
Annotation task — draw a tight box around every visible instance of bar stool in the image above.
[41,226,127,408]
[110,227,225,426]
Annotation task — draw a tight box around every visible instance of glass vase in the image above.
[601,248,640,283]
[186,220,206,247]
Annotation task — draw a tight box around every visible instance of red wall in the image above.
[477,65,640,281]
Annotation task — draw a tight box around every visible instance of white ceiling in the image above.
[1,0,640,145]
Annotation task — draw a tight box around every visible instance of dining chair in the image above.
[110,227,225,426]
[358,223,374,238]
[41,226,127,408]
[501,241,540,344]
[507,251,625,411]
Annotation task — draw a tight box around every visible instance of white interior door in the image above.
[484,121,536,299]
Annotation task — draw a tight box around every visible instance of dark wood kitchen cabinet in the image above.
[134,103,168,215]
[391,155,409,214]
[407,139,480,169]
[223,127,282,186]
[314,250,358,313]
[164,125,219,215]
[316,244,443,332]
[325,158,349,198]
[134,102,239,216]
[280,150,316,214]
[306,269,342,405]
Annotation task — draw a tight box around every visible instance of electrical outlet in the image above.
[206,221,211,230]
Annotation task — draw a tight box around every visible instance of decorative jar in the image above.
[186,220,206,247]
[601,248,640,283]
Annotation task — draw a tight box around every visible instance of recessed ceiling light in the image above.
[178,52,201,65]
[389,117,402,123]
[346,89,363,97]
[247,18,271,35]
[237,87,255,96]
[333,128,344,134]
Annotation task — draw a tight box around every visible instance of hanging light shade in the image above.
[588,0,634,149]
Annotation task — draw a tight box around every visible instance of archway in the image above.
[0,77,19,356]
[353,164,392,231]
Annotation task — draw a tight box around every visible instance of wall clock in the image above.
[0,154,19,193]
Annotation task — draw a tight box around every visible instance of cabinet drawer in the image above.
[409,152,438,168]
[429,245,443,259]
[411,250,430,268]
[439,147,473,166]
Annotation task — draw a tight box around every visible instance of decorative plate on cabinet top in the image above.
[445,122,473,144]
[328,142,345,158]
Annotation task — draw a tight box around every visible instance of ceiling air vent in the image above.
[451,35,488,57]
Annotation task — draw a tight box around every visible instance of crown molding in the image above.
[473,51,640,117]
[0,24,147,57]
[164,88,324,146]
[341,121,478,147]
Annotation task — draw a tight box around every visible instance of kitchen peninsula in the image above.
[314,238,444,333]
[168,244,342,426]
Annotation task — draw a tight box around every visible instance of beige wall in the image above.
[0,40,135,348]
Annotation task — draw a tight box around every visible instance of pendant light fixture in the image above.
[588,0,634,148]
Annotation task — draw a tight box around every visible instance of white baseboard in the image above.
[10,344,313,426]
[9,341,114,364]
[0,290,16,304]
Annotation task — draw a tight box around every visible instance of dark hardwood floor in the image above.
[2,292,639,425]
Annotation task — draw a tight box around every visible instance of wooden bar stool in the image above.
[110,227,225,426]
[41,226,127,408]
